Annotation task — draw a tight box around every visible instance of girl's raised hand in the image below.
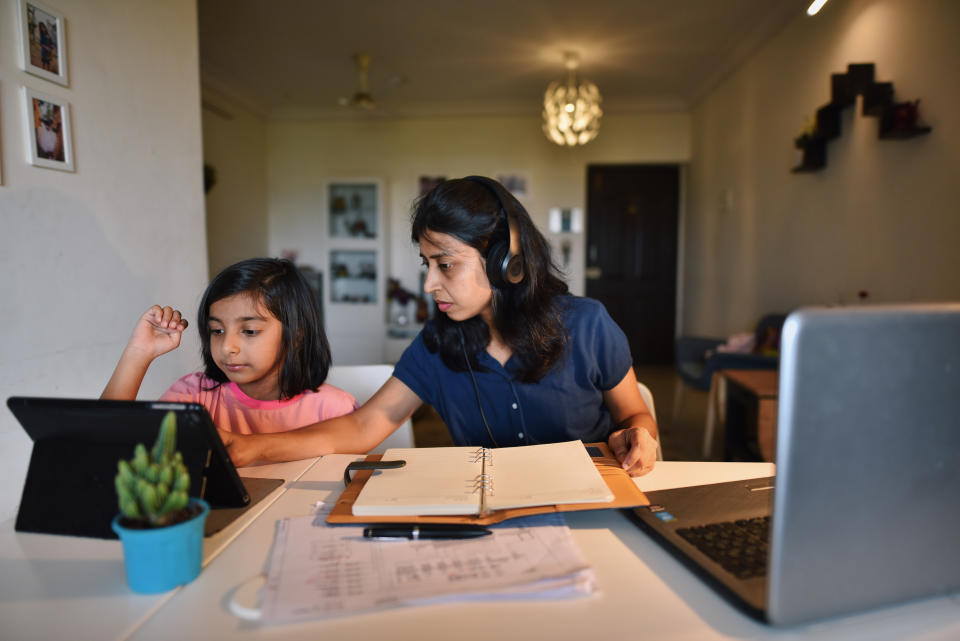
[127,305,189,358]
[102,305,190,401]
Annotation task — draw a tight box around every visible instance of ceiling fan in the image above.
[339,53,377,110]
[338,53,407,112]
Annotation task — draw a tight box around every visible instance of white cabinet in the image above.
[323,179,385,365]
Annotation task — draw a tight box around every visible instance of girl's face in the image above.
[420,231,494,325]
[207,293,284,401]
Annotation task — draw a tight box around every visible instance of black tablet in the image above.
[7,396,282,539]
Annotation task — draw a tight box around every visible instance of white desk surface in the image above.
[0,456,320,641]
[127,458,960,641]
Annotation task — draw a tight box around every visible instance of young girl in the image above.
[220,178,658,474]
[101,258,356,434]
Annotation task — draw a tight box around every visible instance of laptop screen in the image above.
[769,303,960,624]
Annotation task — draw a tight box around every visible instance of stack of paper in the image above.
[258,507,594,623]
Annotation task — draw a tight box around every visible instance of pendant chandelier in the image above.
[542,51,603,146]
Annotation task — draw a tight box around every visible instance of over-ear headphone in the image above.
[463,176,524,287]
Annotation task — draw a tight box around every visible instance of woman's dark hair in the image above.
[411,177,570,382]
[197,258,331,399]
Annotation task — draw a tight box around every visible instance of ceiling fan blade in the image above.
[337,52,380,111]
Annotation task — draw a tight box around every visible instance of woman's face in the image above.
[420,231,493,324]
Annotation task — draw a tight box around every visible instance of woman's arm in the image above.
[218,376,423,467]
[101,305,188,400]
[603,367,659,476]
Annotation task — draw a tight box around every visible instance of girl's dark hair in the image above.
[197,258,331,399]
[411,177,570,382]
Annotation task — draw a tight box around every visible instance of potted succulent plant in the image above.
[112,411,210,593]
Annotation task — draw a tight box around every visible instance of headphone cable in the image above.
[458,327,500,448]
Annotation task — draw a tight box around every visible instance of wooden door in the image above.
[585,164,679,365]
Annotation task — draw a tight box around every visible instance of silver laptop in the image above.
[627,303,960,625]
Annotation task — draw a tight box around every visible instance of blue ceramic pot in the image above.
[112,498,209,594]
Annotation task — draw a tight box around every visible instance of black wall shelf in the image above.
[792,63,932,173]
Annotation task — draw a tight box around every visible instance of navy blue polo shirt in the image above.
[393,296,633,447]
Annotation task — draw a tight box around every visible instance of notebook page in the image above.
[486,440,614,511]
[351,446,482,516]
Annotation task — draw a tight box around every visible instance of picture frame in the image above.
[23,87,74,172]
[418,175,445,197]
[17,0,69,87]
[495,172,529,198]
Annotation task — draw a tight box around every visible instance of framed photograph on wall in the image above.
[17,0,69,87]
[418,175,445,197]
[495,172,529,198]
[23,87,74,172]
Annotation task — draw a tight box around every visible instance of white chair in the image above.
[325,364,415,454]
[638,381,664,461]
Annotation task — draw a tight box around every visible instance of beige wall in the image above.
[201,88,268,276]
[264,113,691,364]
[685,0,960,336]
[0,1,208,522]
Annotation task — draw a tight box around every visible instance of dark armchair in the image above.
[673,313,786,458]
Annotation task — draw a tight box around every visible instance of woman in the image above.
[220,176,659,475]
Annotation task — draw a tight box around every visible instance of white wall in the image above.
[685,0,960,335]
[265,113,691,364]
[201,88,268,276]
[0,1,208,523]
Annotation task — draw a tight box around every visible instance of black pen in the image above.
[363,524,492,540]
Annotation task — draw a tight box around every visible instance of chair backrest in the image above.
[325,365,415,454]
[638,381,663,461]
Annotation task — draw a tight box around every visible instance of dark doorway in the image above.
[585,164,679,365]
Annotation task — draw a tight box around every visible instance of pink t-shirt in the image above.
[159,372,357,434]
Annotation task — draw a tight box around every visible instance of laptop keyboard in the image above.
[677,516,770,579]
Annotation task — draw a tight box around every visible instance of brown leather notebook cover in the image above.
[326,441,649,525]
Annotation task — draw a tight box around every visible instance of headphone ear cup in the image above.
[485,238,509,289]
[503,253,524,285]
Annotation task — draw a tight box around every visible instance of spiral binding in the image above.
[472,473,495,496]
[470,447,492,464]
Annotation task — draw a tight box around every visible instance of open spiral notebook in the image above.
[327,440,648,525]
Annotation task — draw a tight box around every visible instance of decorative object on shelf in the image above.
[387,278,418,326]
[328,182,378,238]
[111,411,210,594]
[17,0,68,87]
[542,51,602,146]
[792,63,932,173]
[330,249,377,303]
[386,278,417,306]
[22,86,74,172]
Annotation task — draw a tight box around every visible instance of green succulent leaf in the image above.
[131,444,149,475]
[116,411,192,528]
[118,495,141,519]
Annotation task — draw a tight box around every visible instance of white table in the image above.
[127,459,960,641]
[0,457,320,641]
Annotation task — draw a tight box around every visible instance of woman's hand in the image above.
[218,429,265,468]
[608,426,658,476]
[127,305,188,359]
